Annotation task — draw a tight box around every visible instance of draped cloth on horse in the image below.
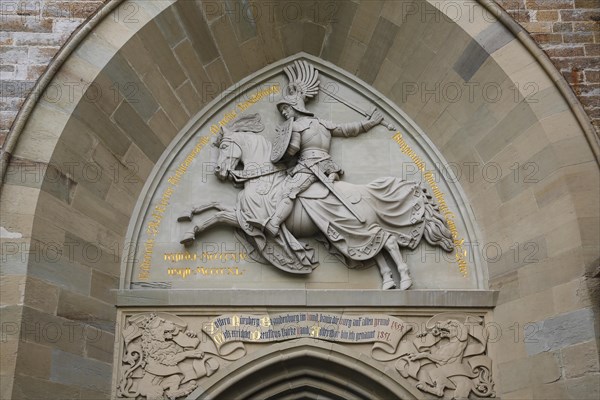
[233,170,319,274]
[234,169,429,274]
[300,178,427,261]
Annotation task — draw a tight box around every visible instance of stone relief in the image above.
[115,312,495,399]
[394,314,495,399]
[177,60,455,290]
[117,313,245,400]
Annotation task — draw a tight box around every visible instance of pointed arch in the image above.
[1,0,597,398]
[191,339,422,400]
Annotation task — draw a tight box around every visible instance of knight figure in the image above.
[178,59,455,290]
[248,61,384,236]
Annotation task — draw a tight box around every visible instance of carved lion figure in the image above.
[117,313,219,400]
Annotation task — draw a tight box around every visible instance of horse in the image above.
[178,119,454,290]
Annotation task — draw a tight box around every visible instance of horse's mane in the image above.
[213,113,273,164]
[231,131,272,164]
[229,113,264,133]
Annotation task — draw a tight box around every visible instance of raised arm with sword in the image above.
[247,60,388,236]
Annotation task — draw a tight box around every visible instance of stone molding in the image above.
[117,289,499,308]
[474,0,599,162]
[113,308,497,399]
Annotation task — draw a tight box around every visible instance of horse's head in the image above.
[213,126,242,181]
[212,114,271,182]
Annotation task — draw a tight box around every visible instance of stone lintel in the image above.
[116,289,498,308]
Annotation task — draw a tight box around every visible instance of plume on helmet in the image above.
[277,60,320,116]
[283,60,320,101]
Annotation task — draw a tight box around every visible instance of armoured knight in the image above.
[249,60,384,236]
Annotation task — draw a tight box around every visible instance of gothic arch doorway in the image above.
[190,340,421,400]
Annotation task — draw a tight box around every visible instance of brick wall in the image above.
[1,0,598,148]
[497,0,599,133]
[1,0,105,146]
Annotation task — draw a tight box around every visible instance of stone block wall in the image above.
[1,0,598,147]
[0,0,598,399]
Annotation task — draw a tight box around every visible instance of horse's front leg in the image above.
[181,209,238,247]
[384,236,412,290]
[375,253,396,290]
[177,202,224,222]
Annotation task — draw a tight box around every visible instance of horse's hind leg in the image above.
[384,236,412,290]
[181,209,238,246]
[375,253,396,290]
[177,202,225,222]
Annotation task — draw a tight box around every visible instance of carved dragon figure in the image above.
[396,316,495,399]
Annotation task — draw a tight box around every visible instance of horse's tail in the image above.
[422,189,454,252]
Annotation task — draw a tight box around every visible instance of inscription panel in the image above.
[114,309,496,399]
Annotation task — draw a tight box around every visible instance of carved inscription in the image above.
[203,312,412,358]
[162,251,249,279]
[393,133,469,276]
[138,136,210,281]
[167,266,244,279]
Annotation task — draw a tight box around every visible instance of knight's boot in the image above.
[247,218,270,230]
[247,217,280,235]
[247,217,283,237]
[264,198,294,236]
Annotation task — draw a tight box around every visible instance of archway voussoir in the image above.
[1,1,598,398]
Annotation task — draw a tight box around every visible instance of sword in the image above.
[307,164,365,223]
[319,85,396,131]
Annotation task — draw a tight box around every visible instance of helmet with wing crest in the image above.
[277,60,320,116]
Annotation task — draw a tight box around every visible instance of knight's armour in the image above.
[285,117,369,179]
[286,117,368,160]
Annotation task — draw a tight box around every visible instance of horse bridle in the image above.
[215,137,241,173]
[217,137,286,183]
[228,164,288,183]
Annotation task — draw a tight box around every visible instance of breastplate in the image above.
[298,119,331,152]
